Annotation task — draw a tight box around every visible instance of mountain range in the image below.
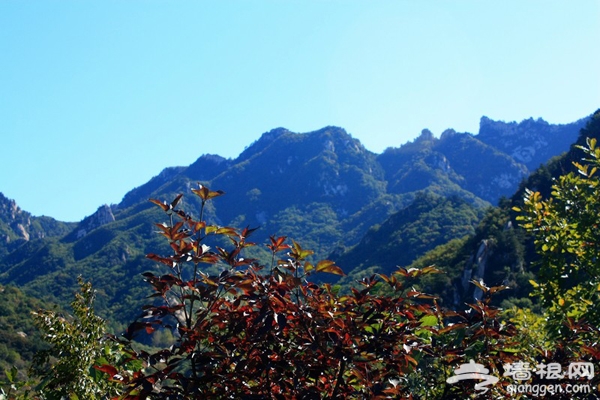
[0,114,590,330]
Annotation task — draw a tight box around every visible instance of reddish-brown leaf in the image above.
[149,198,169,212]
[93,364,118,377]
[315,260,345,276]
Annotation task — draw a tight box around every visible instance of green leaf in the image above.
[419,315,438,327]
[589,137,597,150]
[4,366,17,384]
[291,240,314,260]
[500,348,521,353]
[205,225,218,234]
[304,262,314,273]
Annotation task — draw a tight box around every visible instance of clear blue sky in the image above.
[1,1,599,222]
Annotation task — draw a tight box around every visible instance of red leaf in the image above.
[149,198,169,212]
[268,236,290,253]
[170,193,183,208]
[93,364,118,377]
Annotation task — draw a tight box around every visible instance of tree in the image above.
[104,187,427,398]
[515,138,600,338]
[31,278,138,400]
[94,185,530,399]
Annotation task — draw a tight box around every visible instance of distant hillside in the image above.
[331,193,485,283]
[0,284,51,379]
[378,113,587,205]
[477,115,587,170]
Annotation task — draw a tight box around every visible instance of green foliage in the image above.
[398,197,534,310]
[0,365,37,400]
[267,202,342,257]
[0,285,47,382]
[515,137,600,337]
[503,307,551,351]
[31,278,138,400]
[335,193,485,282]
[403,237,471,306]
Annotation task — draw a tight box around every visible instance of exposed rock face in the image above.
[459,239,491,303]
[428,153,451,172]
[76,204,116,238]
[0,193,33,242]
[0,193,74,256]
[0,195,21,221]
[15,224,30,241]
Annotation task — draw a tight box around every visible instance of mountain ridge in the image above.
[0,113,591,327]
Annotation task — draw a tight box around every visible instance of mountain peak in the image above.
[262,127,291,141]
[478,115,555,137]
[416,129,435,142]
[237,127,292,161]
[0,193,31,243]
[74,204,116,239]
[0,192,24,222]
[440,129,458,140]
[0,193,74,251]
[477,115,588,169]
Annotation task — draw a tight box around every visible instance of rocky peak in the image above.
[195,154,227,164]
[0,193,32,242]
[0,193,24,222]
[476,115,587,170]
[440,129,458,141]
[76,204,116,239]
[416,129,435,142]
[119,166,187,209]
[478,115,545,139]
[309,127,362,156]
[184,154,231,182]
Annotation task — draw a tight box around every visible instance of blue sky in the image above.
[1,1,599,222]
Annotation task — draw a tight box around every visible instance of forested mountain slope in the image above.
[405,109,600,309]
[0,114,590,328]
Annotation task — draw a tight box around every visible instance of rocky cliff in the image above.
[74,204,116,239]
